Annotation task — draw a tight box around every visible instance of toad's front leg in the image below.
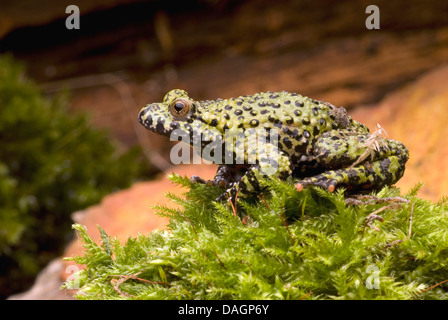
[295,130,409,192]
[217,149,293,204]
[190,164,248,188]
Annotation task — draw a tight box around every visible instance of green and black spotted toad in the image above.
[139,89,409,202]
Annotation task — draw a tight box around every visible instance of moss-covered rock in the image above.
[65,174,448,300]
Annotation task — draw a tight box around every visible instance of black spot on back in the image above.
[268,115,278,123]
[283,137,293,149]
[250,119,259,127]
[303,130,310,138]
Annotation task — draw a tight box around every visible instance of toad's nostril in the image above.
[139,106,151,118]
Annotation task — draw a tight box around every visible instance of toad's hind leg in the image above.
[295,154,408,193]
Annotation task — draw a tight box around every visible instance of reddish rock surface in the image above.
[62,163,216,268]
[351,65,448,201]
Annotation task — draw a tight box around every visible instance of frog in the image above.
[138,89,409,203]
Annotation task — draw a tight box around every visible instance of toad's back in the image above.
[194,91,366,159]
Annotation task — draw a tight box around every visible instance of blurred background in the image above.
[1,0,447,299]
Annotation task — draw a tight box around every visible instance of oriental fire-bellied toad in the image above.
[138,89,409,202]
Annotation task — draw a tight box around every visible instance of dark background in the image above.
[1,0,447,149]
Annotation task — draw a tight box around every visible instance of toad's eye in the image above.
[170,99,191,118]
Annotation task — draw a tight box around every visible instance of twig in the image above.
[259,193,295,244]
[109,272,170,285]
[244,261,254,273]
[407,202,415,238]
[346,194,410,206]
[214,251,225,268]
[362,204,399,233]
[177,211,198,236]
[109,271,170,296]
[226,189,239,217]
[385,202,415,248]
[299,292,313,300]
[352,194,409,234]
[259,192,270,210]
[176,211,210,259]
[110,277,134,297]
[417,279,448,295]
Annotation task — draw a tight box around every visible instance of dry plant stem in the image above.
[350,123,389,168]
[111,277,133,297]
[299,292,313,300]
[214,251,225,268]
[347,194,410,234]
[177,211,198,237]
[258,193,270,210]
[417,279,448,295]
[259,193,295,244]
[385,202,415,248]
[346,194,411,206]
[109,272,170,297]
[363,204,400,233]
[226,189,239,217]
[110,272,170,285]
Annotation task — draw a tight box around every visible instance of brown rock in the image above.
[62,163,217,279]
[8,259,74,300]
[351,65,448,201]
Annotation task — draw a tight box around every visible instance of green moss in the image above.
[0,55,156,297]
[65,175,448,300]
